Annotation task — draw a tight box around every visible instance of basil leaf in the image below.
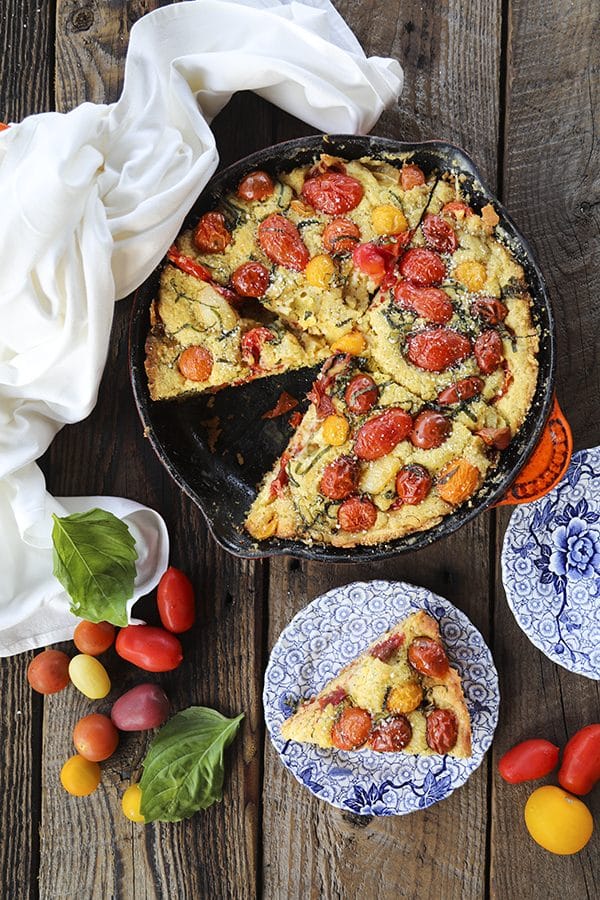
[140,707,244,822]
[51,508,137,627]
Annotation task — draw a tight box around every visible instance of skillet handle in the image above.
[493,396,572,507]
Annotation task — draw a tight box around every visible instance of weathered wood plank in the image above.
[263,2,502,898]
[492,1,600,896]
[0,0,55,120]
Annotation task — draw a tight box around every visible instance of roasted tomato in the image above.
[193,211,231,253]
[231,261,270,297]
[344,374,379,415]
[301,172,364,215]
[437,458,480,504]
[406,328,472,372]
[422,214,458,254]
[498,739,560,784]
[322,218,361,254]
[178,346,213,382]
[352,242,387,281]
[474,329,504,374]
[477,426,512,450]
[241,326,275,367]
[471,297,508,325]
[258,214,309,271]
[558,724,600,796]
[400,163,425,190]
[399,248,446,286]
[393,281,454,324]
[408,636,449,678]
[437,376,484,405]
[354,408,413,460]
[410,410,451,449]
[115,626,183,673]
[331,706,372,750]
[369,715,413,752]
[395,464,432,505]
[370,632,404,662]
[337,497,378,532]
[442,200,474,218]
[237,170,274,201]
[319,456,360,500]
[426,709,459,754]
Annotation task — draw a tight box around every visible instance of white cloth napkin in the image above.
[0,0,402,656]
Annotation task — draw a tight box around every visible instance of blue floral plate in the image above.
[263,580,499,816]
[501,447,600,680]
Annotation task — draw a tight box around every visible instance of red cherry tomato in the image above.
[474,329,504,374]
[354,408,413,460]
[27,649,70,694]
[157,567,196,634]
[426,709,459,753]
[178,346,214,382]
[400,163,425,190]
[477,426,512,450]
[498,739,560,784]
[406,328,472,372]
[231,262,270,297]
[370,715,413,752]
[258,214,309,271]
[237,170,274,201]
[322,218,361,254]
[471,297,508,325]
[115,626,183,673]
[558,724,600,795]
[331,707,372,750]
[393,281,454,324]
[344,374,379,415]
[410,410,451,449]
[399,248,446,286]
[241,326,275,367]
[421,214,458,254]
[193,211,231,253]
[301,172,363,215]
[337,497,378,533]
[437,376,484,405]
[73,621,115,656]
[319,456,360,500]
[73,713,119,762]
[352,242,387,281]
[442,200,474,218]
[408,636,449,678]
[395,464,432,505]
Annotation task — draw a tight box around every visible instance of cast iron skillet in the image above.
[129,134,556,561]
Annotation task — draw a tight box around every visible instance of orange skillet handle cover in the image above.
[494,397,573,507]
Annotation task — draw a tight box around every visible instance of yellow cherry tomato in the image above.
[122,784,145,823]
[60,754,101,797]
[330,331,367,355]
[322,415,349,446]
[454,259,487,292]
[305,254,335,288]
[68,654,111,699]
[524,786,593,855]
[371,204,408,235]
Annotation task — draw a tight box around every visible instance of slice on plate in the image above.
[281,610,472,757]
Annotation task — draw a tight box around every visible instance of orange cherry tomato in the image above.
[400,163,425,190]
[27,649,70,694]
[157,567,195,634]
[60,755,101,797]
[178,346,213,382]
[331,707,372,750]
[73,713,119,762]
[73,621,115,656]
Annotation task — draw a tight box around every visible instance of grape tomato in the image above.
[157,567,195,634]
[115,626,183,673]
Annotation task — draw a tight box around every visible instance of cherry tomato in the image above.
[60,754,101,797]
[111,684,170,731]
[525,786,593,855]
[322,218,361,254]
[370,633,404,662]
[319,687,348,710]
[477,426,512,450]
[354,408,413,460]
[178,345,213,382]
[400,163,425,190]
[258,214,309,271]
[426,709,459,753]
[437,458,480,505]
[558,724,600,796]
[406,328,472,372]
[231,261,270,297]
[193,211,231,253]
[237,170,274,201]
[115,625,183,673]
[301,172,363,215]
[422,214,458,254]
[437,376,484,405]
[319,456,360,500]
[337,497,378,533]
[498,739,560,784]
[73,621,115,656]
[474,329,504,374]
[68,654,111,699]
[370,715,413,752]
[27,649,70,694]
[395,464,432,505]
[241,326,275,367]
[471,297,508,324]
[122,784,145,823]
[393,281,454,324]
[399,248,446,286]
[73,713,119,762]
[442,200,474,218]
[344,374,379,415]
[410,410,451,449]
[157,566,195,634]
[331,707,372,750]
[352,242,387,281]
[408,636,449,678]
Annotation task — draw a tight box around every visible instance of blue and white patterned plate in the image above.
[263,580,499,816]
[501,446,600,680]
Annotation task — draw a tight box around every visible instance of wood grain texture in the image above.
[0,0,55,121]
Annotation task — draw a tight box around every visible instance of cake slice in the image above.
[281,610,472,757]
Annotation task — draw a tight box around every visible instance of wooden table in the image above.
[1,2,599,897]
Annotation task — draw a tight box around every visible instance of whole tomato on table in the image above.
[157,566,196,634]
[558,724,600,795]
[116,625,183,672]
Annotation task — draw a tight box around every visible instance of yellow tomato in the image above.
[524,786,593,855]
[60,754,101,797]
[322,415,349,446]
[371,204,408,235]
[68,654,111,699]
[330,331,367,355]
[305,254,335,288]
[122,784,145,823]
[454,259,487,292]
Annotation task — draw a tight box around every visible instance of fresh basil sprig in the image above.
[140,707,244,822]
[51,508,137,627]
